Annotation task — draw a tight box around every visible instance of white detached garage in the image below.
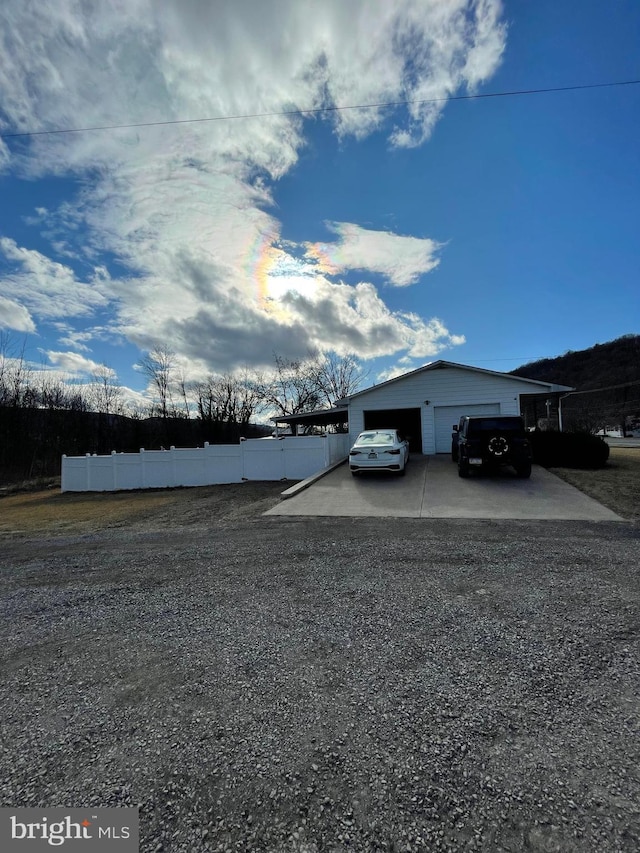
[344,361,572,455]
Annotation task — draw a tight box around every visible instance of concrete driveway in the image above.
[265,455,623,520]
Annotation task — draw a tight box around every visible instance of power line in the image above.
[2,78,639,140]
[473,357,556,363]
[560,379,640,397]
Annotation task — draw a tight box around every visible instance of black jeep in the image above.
[454,415,532,479]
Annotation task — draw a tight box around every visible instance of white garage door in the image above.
[434,403,500,453]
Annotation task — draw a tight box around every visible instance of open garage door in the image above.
[364,408,422,453]
[434,403,500,453]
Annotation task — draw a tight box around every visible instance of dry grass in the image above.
[549,447,640,521]
[0,481,285,537]
[0,488,176,536]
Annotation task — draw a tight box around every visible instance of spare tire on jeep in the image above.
[487,434,510,458]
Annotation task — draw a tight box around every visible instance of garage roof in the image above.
[271,405,349,428]
[335,359,573,403]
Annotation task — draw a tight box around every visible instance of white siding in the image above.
[348,366,544,454]
[433,403,500,453]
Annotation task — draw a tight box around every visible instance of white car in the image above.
[349,429,410,476]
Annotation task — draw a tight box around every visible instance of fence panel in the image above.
[327,433,351,464]
[61,456,90,492]
[86,455,116,491]
[241,438,286,480]
[61,435,349,492]
[113,454,144,491]
[140,451,175,489]
[282,437,328,480]
[202,445,242,485]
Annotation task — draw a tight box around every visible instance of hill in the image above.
[511,334,640,391]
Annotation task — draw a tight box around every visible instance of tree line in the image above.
[512,334,640,391]
[0,338,364,484]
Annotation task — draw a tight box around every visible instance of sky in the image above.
[0,0,639,408]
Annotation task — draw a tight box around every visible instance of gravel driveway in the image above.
[1,505,639,852]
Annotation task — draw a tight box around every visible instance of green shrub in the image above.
[530,430,610,469]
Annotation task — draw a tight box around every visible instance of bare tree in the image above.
[0,332,9,405]
[236,367,265,427]
[0,333,32,407]
[260,353,324,417]
[316,352,366,406]
[176,368,192,419]
[139,346,177,419]
[257,352,364,434]
[90,365,123,415]
[193,368,264,439]
[39,375,69,410]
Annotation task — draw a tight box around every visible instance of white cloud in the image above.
[279,279,465,361]
[0,1,505,377]
[387,0,506,148]
[22,207,50,226]
[305,222,444,286]
[0,296,36,332]
[0,137,9,171]
[45,350,111,377]
[376,360,424,383]
[56,331,92,352]
[462,0,508,89]
[0,238,109,320]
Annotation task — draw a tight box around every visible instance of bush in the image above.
[530,430,610,469]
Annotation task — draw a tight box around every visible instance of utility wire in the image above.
[2,78,639,140]
[559,379,640,397]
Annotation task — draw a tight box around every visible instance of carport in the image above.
[271,405,348,434]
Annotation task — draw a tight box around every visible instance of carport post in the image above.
[558,392,574,432]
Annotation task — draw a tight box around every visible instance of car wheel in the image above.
[515,463,532,478]
[351,470,359,477]
[458,459,470,478]
[398,465,406,476]
[452,446,458,462]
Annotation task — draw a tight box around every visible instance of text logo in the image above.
[1,808,138,851]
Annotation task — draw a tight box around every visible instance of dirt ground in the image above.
[0,480,286,537]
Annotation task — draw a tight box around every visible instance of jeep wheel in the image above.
[487,434,510,458]
[458,459,470,478]
[451,444,458,462]
[515,463,532,479]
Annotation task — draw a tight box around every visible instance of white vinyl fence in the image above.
[61,434,351,492]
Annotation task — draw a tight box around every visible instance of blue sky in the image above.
[0,0,638,409]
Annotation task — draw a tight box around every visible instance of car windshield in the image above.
[355,431,396,446]
[467,418,523,434]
